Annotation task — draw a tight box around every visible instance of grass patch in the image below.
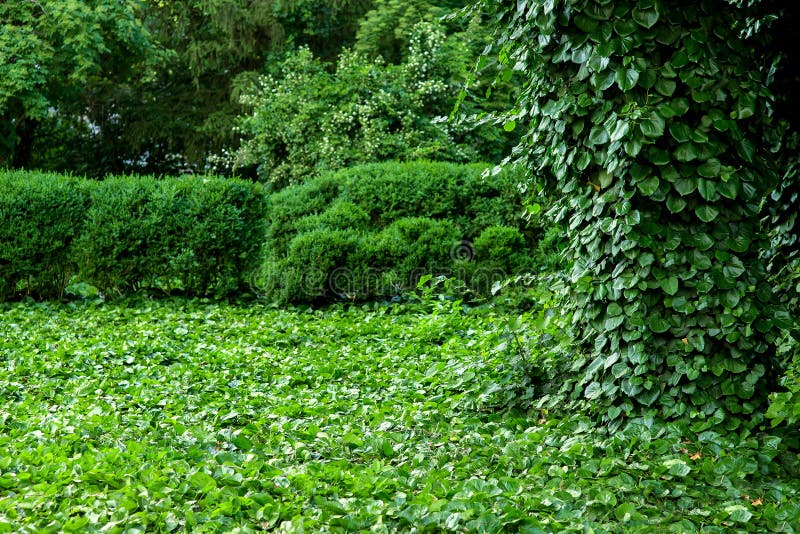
[0,299,798,532]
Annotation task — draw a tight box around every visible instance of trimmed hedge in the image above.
[261,161,538,303]
[0,171,266,299]
[0,171,89,299]
[2,163,548,303]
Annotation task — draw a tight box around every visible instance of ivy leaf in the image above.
[648,315,671,333]
[736,138,756,163]
[671,50,690,68]
[575,15,599,33]
[663,459,691,477]
[674,177,697,196]
[659,98,690,118]
[632,6,660,28]
[588,124,610,145]
[697,179,718,201]
[612,362,630,379]
[674,143,699,162]
[585,382,603,399]
[624,138,644,156]
[690,250,713,270]
[721,290,741,308]
[605,315,625,330]
[725,505,753,524]
[684,232,712,250]
[727,234,751,253]
[639,112,665,138]
[189,472,217,493]
[697,158,721,178]
[598,169,613,188]
[661,276,679,296]
[717,180,738,199]
[638,388,661,406]
[695,205,719,222]
[576,151,592,170]
[668,123,691,143]
[614,19,638,37]
[610,120,630,142]
[666,195,687,213]
[615,68,640,92]
[637,176,660,195]
[723,257,746,279]
[654,78,676,96]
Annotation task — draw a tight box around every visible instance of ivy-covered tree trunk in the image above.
[478,0,794,426]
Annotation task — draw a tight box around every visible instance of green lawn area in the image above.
[0,299,798,533]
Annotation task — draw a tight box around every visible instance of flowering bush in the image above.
[233,22,501,188]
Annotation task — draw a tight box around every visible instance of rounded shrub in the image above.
[294,200,370,235]
[265,173,345,254]
[260,160,543,303]
[366,217,463,294]
[473,226,529,269]
[271,229,364,303]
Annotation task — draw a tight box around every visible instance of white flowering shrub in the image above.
[233,22,483,188]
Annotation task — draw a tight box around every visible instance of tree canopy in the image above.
[0,0,162,169]
[1,0,379,176]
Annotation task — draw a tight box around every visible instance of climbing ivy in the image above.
[471,0,797,427]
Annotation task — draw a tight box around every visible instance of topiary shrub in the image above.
[294,200,371,235]
[260,160,542,303]
[73,175,266,296]
[473,225,531,269]
[267,229,365,303]
[0,171,266,301]
[367,217,463,293]
[265,173,345,255]
[0,171,89,299]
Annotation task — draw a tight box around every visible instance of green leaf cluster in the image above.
[2,0,375,176]
[354,0,473,63]
[0,0,163,169]
[472,0,798,424]
[233,20,510,188]
[3,0,516,178]
[765,135,800,430]
[0,299,797,531]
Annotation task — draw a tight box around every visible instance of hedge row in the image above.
[261,161,540,303]
[0,171,266,299]
[1,162,545,303]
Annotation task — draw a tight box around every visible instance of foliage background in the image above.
[1,1,800,530]
[1,0,515,177]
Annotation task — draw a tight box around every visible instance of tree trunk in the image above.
[11,116,38,169]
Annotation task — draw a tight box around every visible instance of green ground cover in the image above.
[0,299,798,532]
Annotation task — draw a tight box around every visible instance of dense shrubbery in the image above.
[1,164,548,305]
[259,161,541,303]
[0,172,89,299]
[75,177,266,296]
[0,172,266,299]
[233,21,513,188]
